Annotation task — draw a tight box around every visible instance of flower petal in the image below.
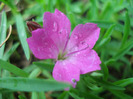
[67,23,100,53]
[27,29,59,59]
[43,9,71,50]
[70,49,101,74]
[53,60,80,88]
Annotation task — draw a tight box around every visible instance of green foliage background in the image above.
[0,0,133,99]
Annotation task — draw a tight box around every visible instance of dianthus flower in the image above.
[27,9,101,88]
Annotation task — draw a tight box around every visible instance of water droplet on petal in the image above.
[53,22,57,31]
[74,35,78,39]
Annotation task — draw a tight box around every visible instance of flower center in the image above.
[58,51,67,60]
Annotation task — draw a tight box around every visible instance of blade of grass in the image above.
[33,62,54,71]
[15,14,30,60]
[0,77,70,92]
[109,90,133,99]
[3,42,19,61]
[114,78,133,87]
[101,62,109,80]
[0,11,7,59]
[0,59,29,77]
[120,11,130,48]
[113,39,133,60]
[38,92,46,99]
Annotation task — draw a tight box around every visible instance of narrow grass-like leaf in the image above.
[58,91,69,99]
[31,92,38,99]
[29,68,41,78]
[90,21,133,35]
[101,63,109,80]
[114,78,133,87]
[3,42,19,61]
[80,92,103,99]
[103,24,116,38]
[109,90,133,99]
[0,11,7,58]
[93,78,125,90]
[69,92,84,99]
[113,39,133,60]
[15,14,30,60]
[0,59,29,77]
[38,92,46,99]
[120,11,130,48]
[0,77,70,92]
[33,62,54,71]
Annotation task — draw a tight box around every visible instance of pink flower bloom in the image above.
[27,9,101,88]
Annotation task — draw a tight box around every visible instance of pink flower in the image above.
[27,9,101,88]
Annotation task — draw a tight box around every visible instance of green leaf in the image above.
[101,62,109,80]
[31,92,38,99]
[93,78,125,90]
[103,24,116,39]
[3,42,19,61]
[114,78,133,87]
[0,59,29,77]
[29,68,41,78]
[58,91,69,99]
[109,90,133,99]
[80,92,103,99]
[15,14,30,60]
[33,62,54,71]
[0,11,7,58]
[0,77,70,92]
[38,92,46,99]
[113,39,133,60]
[90,21,133,35]
[120,11,130,48]
[69,92,84,99]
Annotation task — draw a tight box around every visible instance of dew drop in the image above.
[74,35,78,39]
[53,22,57,31]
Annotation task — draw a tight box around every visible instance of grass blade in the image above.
[0,77,70,92]
[114,78,133,87]
[0,59,29,77]
[3,42,19,61]
[0,11,7,58]
[120,11,130,48]
[33,62,54,71]
[15,14,30,60]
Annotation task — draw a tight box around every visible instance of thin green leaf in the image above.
[114,78,133,87]
[120,11,130,48]
[3,42,19,61]
[33,62,54,71]
[113,39,133,60]
[93,78,125,90]
[0,77,70,92]
[80,92,103,99]
[58,91,69,99]
[0,11,7,58]
[69,92,84,99]
[0,59,29,77]
[101,62,109,80]
[38,92,46,99]
[31,92,38,99]
[15,14,30,60]
[109,90,133,99]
